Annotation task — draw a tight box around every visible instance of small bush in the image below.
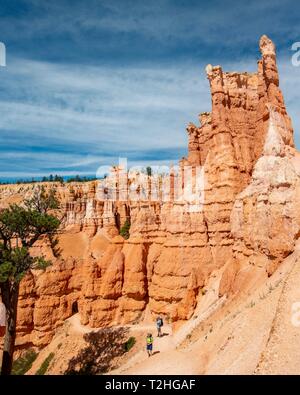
[124,337,136,352]
[120,220,130,240]
[35,353,55,375]
[12,349,38,375]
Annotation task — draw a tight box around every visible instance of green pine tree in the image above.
[0,186,60,375]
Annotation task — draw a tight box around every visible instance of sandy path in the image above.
[67,314,95,334]
[110,270,227,375]
[63,315,194,375]
[120,348,203,375]
[255,241,300,374]
[110,323,175,374]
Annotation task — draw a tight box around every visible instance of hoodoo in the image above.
[0,36,300,375]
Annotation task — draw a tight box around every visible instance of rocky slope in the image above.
[0,35,299,371]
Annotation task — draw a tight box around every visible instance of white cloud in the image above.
[0,50,299,179]
[3,0,297,48]
[0,56,210,152]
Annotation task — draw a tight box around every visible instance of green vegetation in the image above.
[0,174,99,186]
[35,353,55,375]
[16,178,39,185]
[15,174,64,184]
[12,350,38,375]
[124,337,136,352]
[146,166,152,177]
[0,186,60,375]
[120,219,130,240]
[66,175,97,183]
[42,174,64,183]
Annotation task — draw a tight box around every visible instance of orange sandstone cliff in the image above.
[0,35,299,353]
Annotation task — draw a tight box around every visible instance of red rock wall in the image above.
[0,36,299,349]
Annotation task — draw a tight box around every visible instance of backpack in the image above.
[157,317,163,327]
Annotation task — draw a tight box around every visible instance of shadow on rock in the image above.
[65,327,130,375]
[160,332,169,338]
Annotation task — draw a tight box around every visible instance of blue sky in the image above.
[0,0,300,180]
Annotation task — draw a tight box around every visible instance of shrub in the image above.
[146,166,152,177]
[120,220,130,240]
[124,337,136,352]
[35,353,55,375]
[12,349,38,375]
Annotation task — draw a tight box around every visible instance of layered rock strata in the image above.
[0,36,299,349]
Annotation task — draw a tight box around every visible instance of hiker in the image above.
[156,316,163,337]
[0,294,6,337]
[146,333,153,357]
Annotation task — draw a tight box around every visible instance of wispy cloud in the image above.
[1,53,300,179]
[2,0,299,65]
[0,0,299,180]
[0,56,210,178]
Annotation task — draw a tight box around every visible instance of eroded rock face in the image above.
[229,110,300,285]
[0,35,299,349]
